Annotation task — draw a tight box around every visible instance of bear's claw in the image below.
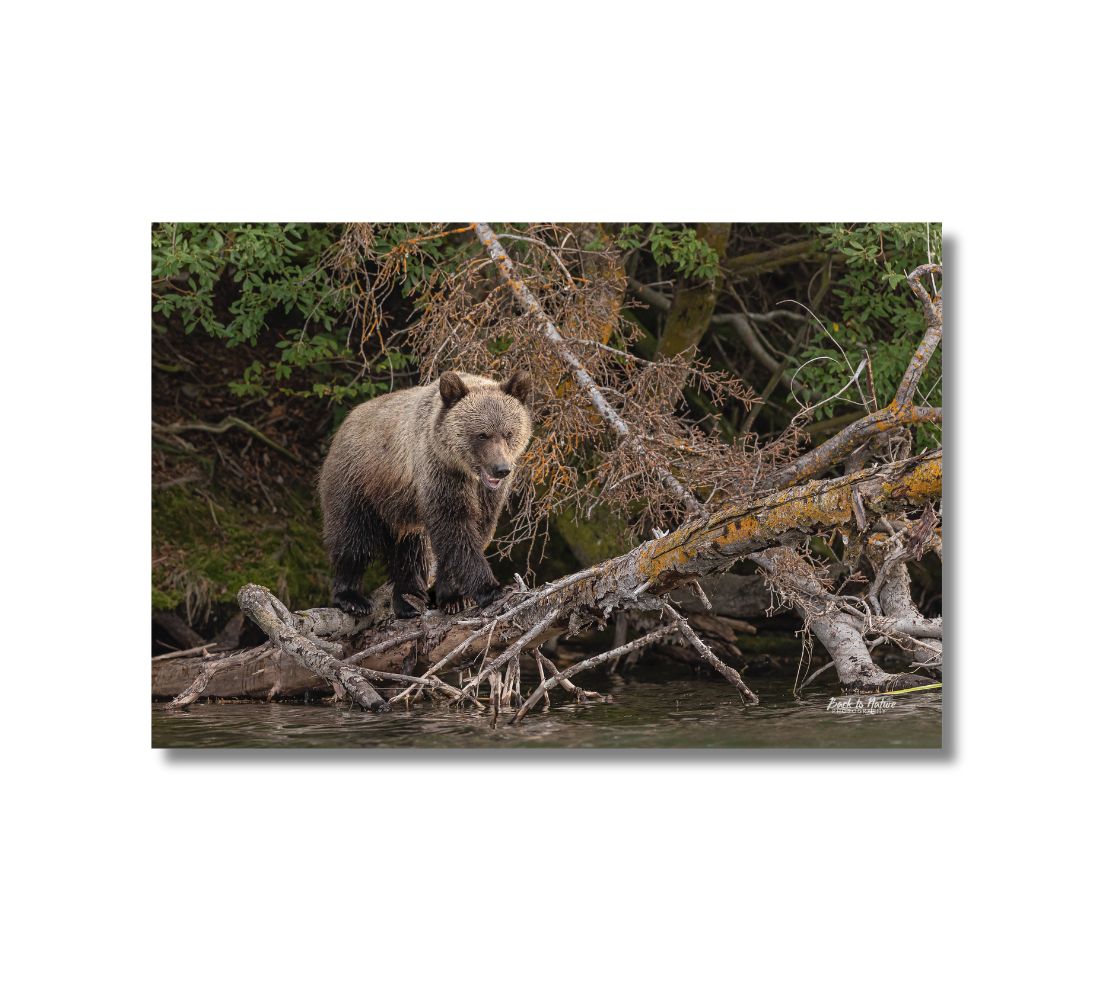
[438,597,466,615]
[335,590,373,616]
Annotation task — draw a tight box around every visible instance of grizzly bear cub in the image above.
[319,371,532,617]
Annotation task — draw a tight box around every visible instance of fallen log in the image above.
[150,583,757,702]
[155,451,941,712]
[152,647,328,701]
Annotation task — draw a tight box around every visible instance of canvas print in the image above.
[152,223,943,748]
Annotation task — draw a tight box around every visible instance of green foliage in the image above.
[792,223,942,446]
[819,222,941,335]
[152,223,343,346]
[152,223,355,399]
[618,224,721,280]
[151,223,478,407]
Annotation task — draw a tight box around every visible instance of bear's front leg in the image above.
[388,533,431,619]
[329,551,374,616]
[427,518,501,613]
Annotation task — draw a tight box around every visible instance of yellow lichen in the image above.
[636,456,940,582]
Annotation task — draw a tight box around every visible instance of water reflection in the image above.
[152,675,942,749]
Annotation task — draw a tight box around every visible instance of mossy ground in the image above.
[152,485,381,631]
[552,503,636,567]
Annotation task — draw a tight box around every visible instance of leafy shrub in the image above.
[154,223,387,406]
[617,223,722,279]
[792,223,942,444]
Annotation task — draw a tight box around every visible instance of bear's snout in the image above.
[481,465,510,490]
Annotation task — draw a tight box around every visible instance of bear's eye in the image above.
[477,432,490,441]
[503,432,513,443]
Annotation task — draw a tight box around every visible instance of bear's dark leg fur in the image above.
[389,533,430,618]
[327,496,388,616]
[428,517,501,612]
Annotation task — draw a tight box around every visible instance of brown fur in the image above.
[319,371,532,617]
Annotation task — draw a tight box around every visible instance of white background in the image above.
[2,3,1116,998]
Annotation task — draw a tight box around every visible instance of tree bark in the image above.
[724,238,828,276]
[655,223,732,360]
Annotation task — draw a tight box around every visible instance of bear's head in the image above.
[438,372,533,490]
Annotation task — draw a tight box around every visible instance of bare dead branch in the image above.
[475,222,703,516]
[660,603,759,705]
[153,416,300,463]
[512,624,679,724]
[237,584,388,711]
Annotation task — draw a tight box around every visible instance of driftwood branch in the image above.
[749,547,931,692]
[236,584,388,711]
[660,603,759,705]
[511,624,678,724]
[865,518,943,673]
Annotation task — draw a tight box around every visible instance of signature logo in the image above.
[827,695,895,715]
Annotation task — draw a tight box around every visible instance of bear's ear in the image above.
[439,372,469,409]
[501,371,532,406]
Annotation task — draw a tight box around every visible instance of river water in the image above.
[152,673,942,749]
